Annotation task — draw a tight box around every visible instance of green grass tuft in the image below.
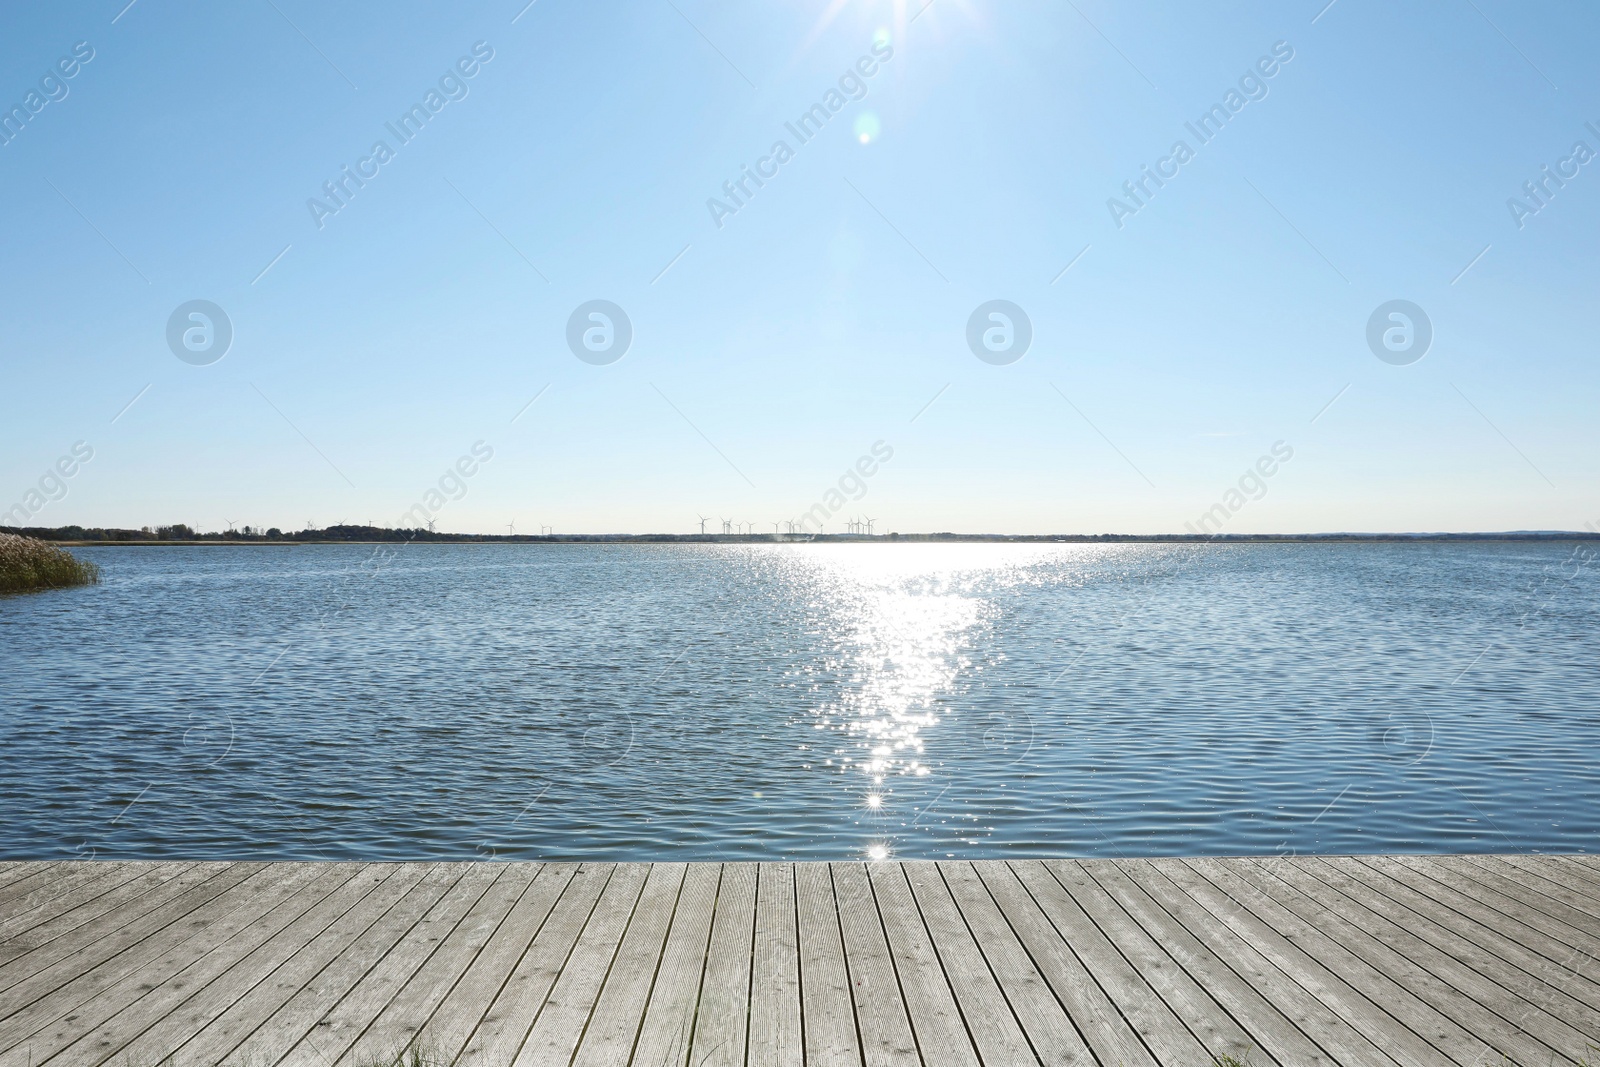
[346,1046,448,1067]
[0,532,100,594]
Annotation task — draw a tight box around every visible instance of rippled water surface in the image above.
[2,542,1597,860]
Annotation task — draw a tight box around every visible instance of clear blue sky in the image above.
[3,0,1597,534]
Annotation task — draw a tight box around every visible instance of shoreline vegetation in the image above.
[5,523,1598,546]
[0,532,100,593]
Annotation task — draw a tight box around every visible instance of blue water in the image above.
[1,542,1596,861]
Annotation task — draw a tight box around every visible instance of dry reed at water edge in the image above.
[0,531,100,593]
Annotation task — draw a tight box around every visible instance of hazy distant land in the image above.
[7,523,1598,545]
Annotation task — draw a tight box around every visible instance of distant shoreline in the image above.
[13,526,1599,547]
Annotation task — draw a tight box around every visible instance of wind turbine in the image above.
[224,519,236,535]
[721,517,731,535]
[697,514,710,535]
[507,521,516,536]
[864,516,876,535]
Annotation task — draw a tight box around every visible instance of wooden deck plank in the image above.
[1245,857,1563,1067]
[1067,860,1334,1067]
[419,863,577,1064]
[0,861,219,977]
[830,862,919,1067]
[1404,857,1600,966]
[902,857,1036,1067]
[1157,858,1458,1067]
[630,863,722,1067]
[571,862,688,1067]
[0,857,1596,1067]
[866,862,979,1067]
[1359,856,1600,982]
[343,863,540,1065]
[283,863,504,1065]
[1332,857,1600,1032]
[107,863,402,1067]
[938,861,1095,1067]
[1010,859,1248,1067]
[0,862,268,1045]
[30,863,360,1067]
[991,859,1192,1067]
[1119,859,1406,1067]
[1184,857,1489,1067]
[748,862,803,1067]
[686,861,755,1067]
[0,864,190,962]
[1480,855,1600,918]
[794,862,859,1067]
[0,864,129,939]
[222,863,468,1067]
[459,862,615,1067]
[1295,857,1597,1063]
[167,864,429,1067]
[512,862,652,1067]
[0,865,58,905]
[4,863,327,1060]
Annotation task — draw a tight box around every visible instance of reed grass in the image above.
[0,532,100,593]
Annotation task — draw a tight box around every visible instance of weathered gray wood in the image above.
[343,863,538,1065]
[0,861,219,976]
[1402,857,1600,968]
[460,862,614,1066]
[0,862,268,1043]
[938,861,1094,1066]
[1,857,1597,1067]
[1468,855,1600,922]
[0,865,50,893]
[513,862,650,1067]
[1124,859,1406,1067]
[0,864,191,969]
[1336,857,1600,1032]
[794,862,858,1067]
[171,864,429,1066]
[419,863,577,1063]
[1296,858,1595,1064]
[867,861,980,1067]
[0,864,128,939]
[830,862,919,1067]
[0,865,57,905]
[1071,859,1337,1067]
[108,864,404,1067]
[748,862,803,1067]
[571,862,687,1067]
[1481,854,1600,918]
[687,861,755,1067]
[1014,858,1251,1066]
[223,864,467,1067]
[1184,857,1487,1067]
[990,859,1189,1067]
[30,863,357,1066]
[286,862,503,1065]
[630,863,721,1067]
[1246,857,1560,1067]
[902,857,1036,1067]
